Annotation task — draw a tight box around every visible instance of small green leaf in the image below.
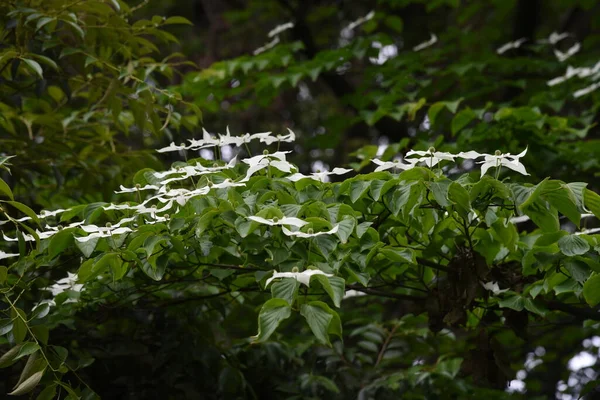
[35,384,57,400]
[8,369,44,396]
[583,274,600,306]
[164,16,193,25]
[75,236,99,257]
[584,189,600,220]
[0,266,7,284]
[3,201,40,226]
[380,247,415,264]
[498,295,524,311]
[312,275,345,308]
[271,278,300,305]
[349,181,371,203]
[558,235,590,256]
[22,58,43,78]
[448,182,471,219]
[300,301,342,346]
[14,342,40,361]
[11,308,27,343]
[252,298,292,342]
[0,178,14,200]
[48,229,73,259]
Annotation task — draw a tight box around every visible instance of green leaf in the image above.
[584,189,600,220]
[349,180,371,203]
[563,259,591,284]
[75,236,99,257]
[0,266,7,284]
[380,247,416,264]
[48,229,73,259]
[0,344,22,368]
[498,295,524,311]
[4,201,40,226]
[448,182,471,219]
[8,369,44,396]
[11,308,27,343]
[543,182,580,226]
[22,58,43,78]
[14,342,40,361]
[31,303,50,319]
[164,16,193,25]
[430,180,451,207]
[336,217,355,243]
[312,275,345,308]
[0,178,14,200]
[583,274,600,306]
[252,298,292,342]
[300,301,342,346]
[558,235,590,256]
[451,108,476,136]
[36,384,57,400]
[271,278,300,305]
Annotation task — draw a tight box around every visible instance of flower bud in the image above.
[105,222,112,228]
[272,217,279,223]
[428,146,436,153]
[135,183,141,189]
[494,150,502,156]
[291,266,299,273]
[263,149,269,155]
[307,228,314,235]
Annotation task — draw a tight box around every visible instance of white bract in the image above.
[555,43,580,62]
[371,158,417,172]
[496,38,526,54]
[248,216,308,227]
[287,167,353,182]
[405,148,455,167]
[241,151,295,181]
[265,269,333,287]
[0,250,19,260]
[115,184,160,194]
[481,281,508,295]
[282,225,339,238]
[413,33,438,52]
[255,128,295,145]
[44,272,84,297]
[75,227,133,243]
[268,22,294,38]
[478,148,529,177]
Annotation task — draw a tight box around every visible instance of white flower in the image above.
[249,131,273,142]
[44,272,84,297]
[413,33,438,52]
[268,22,294,38]
[282,225,339,238]
[210,179,246,189]
[574,82,600,98]
[255,128,296,145]
[253,36,280,56]
[75,227,133,243]
[344,10,374,32]
[0,250,19,260]
[2,230,57,242]
[287,167,353,182]
[371,158,418,172]
[405,148,455,167]
[241,151,295,181]
[218,127,252,147]
[481,281,508,295]
[539,31,570,45]
[555,42,580,62]
[248,216,308,227]
[38,209,69,218]
[265,269,333,287]
[115,184,160,194]
[156,142,189,153]
[343,290,367,300]
[496,38,526,54]
[478,148,529,178]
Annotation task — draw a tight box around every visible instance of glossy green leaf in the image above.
[252,298,292,342]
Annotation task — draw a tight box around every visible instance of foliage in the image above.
[0,0,200,208]
[2,129,600,398]
[2,0,600,399]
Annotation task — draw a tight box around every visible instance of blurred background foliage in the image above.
[2,0,600,399]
